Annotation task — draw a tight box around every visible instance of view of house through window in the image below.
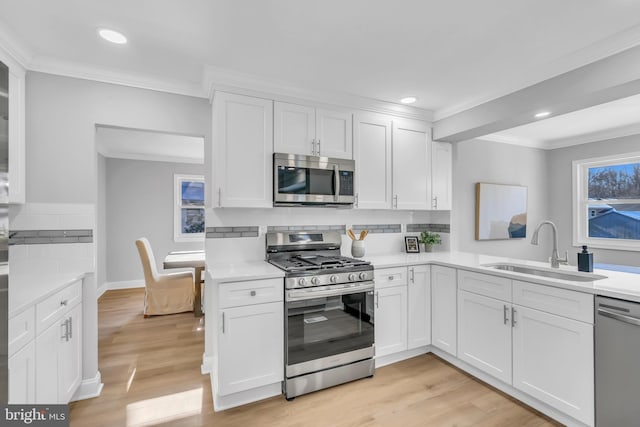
[588,163,640,240]
[174,174,205,241]
[574,153,640,250]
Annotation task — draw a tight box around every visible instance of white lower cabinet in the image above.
[374,286,407,357]
[407,265,431,349]
[431,265,457,356]
[8,340,35,404]
[456,270,594,426]
[512,305,594,425]
[458,290,512,384]
[35,303,83,404]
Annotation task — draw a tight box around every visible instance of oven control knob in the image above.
[330,275,338,283]
[359,272,368,280]
[298,278,307,286]
[348,273,357,281]
[311,277,319,285]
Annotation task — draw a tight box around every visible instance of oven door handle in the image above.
[287,281,374,301]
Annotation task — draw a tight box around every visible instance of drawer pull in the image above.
[250,290,257,297]
[60,299,68,307]
[388,276,394,280]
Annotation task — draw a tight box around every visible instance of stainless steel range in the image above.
[266,230,375,400]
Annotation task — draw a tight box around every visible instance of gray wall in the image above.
[25,72,210,203]
[105,158,205,283]
[548,134,640,267]
[97,154,107,291]
[452,139,550,261]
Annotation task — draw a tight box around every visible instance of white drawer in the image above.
[219,278,283,308]
[513,280,594,324]
[8,306,35,357]
[35,280,82,335]
[375,267,408,289]
[458,270,512,302]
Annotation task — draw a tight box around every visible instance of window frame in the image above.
[572,151,640,251]
[174,174,205,243]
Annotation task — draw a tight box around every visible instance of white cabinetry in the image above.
[407,265,431,349]
[353,113,392,209]
[212,92,273,208]
[34,282,83,404]
[392,119,430,210]
[374,267,408,358]
[457,271,594,426]
[274,101,352,159]
[431,141,452,210]
[0,51,26,204]
[458,290,512,383]
[431,265,457,356]
[8,341,35,404]
[216,278,283,397]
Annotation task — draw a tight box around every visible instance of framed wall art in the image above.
[475,183,528,240]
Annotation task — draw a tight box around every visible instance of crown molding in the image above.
[434,23,640,121]
[204,66,433,122]
[0,24,32,69]
[546,122,640,150]
[475,134,547,150]
[29,56,206,98]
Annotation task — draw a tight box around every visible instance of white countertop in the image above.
[207,260,284,283]
[205,251,640,303]
[364,251,640,302]
[9,271,86,317]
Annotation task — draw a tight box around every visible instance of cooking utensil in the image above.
[361,230,369,240]
[347,229,356,240]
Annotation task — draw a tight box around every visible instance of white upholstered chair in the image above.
[135,238,194,317]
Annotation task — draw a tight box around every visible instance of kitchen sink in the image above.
[482,263,607,282]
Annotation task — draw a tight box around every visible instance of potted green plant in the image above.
[418,230,441,252]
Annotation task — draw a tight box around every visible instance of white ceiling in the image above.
[2,1,640,147]
[96,126,204,164]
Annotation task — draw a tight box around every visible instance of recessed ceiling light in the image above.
[98,28,127,45]
[400,96,417,104]
[534,111,550,118]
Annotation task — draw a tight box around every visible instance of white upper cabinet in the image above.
[431,141,452,210]
[273,102,315,156]
[274,101,352,159]
[353,112,392,209]
[0,52,26,204]
[392,119,430,210]
[212,92,273,208]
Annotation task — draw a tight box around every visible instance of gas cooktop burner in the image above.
[270,254,370,272]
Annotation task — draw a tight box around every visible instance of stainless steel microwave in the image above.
[273,153,355,206]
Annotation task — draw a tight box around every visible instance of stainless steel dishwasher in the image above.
[595,295,640,426]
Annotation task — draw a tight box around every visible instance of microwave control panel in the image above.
[339,171,354,196]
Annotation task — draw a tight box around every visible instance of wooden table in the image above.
[163,250,205,317]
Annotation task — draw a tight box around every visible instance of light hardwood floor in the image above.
[70,288,562,427]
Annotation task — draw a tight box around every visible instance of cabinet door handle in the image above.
[375,291,379,308]
[218,187,222,207]
[311,139,316,155]
[222,312,225,333]
[503,305,509,325]
[433,196,438,209]
[317,139,321,156]
[393,195,398,208]
[68,316,73,339]
[410,268,415,283]
[61,318,69,341]
[511,307,517,327]
[355,193,359,208]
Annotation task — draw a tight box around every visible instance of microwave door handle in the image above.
[334,165,340,202]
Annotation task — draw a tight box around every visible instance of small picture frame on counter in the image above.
[404,236,420,253]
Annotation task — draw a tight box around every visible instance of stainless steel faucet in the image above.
[531,220,568,268]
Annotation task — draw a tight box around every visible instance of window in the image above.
[174,174,205,242]
[573,152,640,251]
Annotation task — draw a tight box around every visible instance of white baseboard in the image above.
[71,371,104,401]
[97,283,108,299]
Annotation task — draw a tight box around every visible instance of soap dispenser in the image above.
[577,246,593,272]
